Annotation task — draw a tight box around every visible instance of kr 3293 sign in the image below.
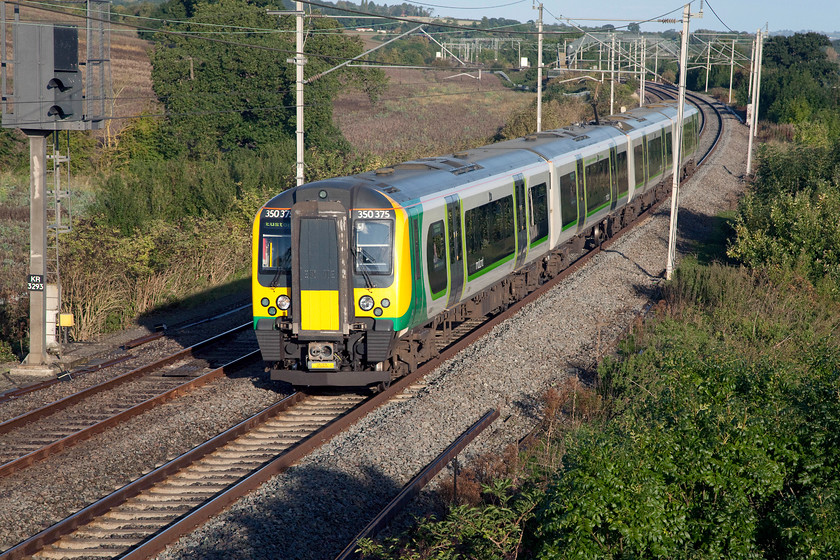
[28,275,45,291]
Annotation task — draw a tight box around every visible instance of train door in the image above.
[576,157,587,231]
[609,146,618,210]
[291,201,351,336]
[445,195,464,308]
[407,206,426,327]
[514,174,528,268]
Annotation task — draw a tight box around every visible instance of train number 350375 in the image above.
[355,210,392,219]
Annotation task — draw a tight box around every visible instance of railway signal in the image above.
[1,0,111,376]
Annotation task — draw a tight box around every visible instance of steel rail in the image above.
[335,409,500,560]
[0,323,254,479]
[0,355,133,404]
[0,323,250,436]
[0,389,306,560]
[0,351,260,479]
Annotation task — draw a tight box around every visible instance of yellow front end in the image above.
[300,290,339,331]
[251,207,291,326]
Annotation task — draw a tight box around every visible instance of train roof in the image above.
[264,100,696,210]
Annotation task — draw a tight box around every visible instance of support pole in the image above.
[728,38,735,103]
[746,29,761,174]
[665,4,692,280]
[295,1,305,186]
[640,37,646,107]
[23,131,51,367]
[754,31,764,137]
[654,40,659,82]
[610,34,615,115]
[705,39,711,92]
[748,34,755,97]
[536,2,543,132]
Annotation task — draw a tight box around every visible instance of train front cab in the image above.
[252,183,410,386]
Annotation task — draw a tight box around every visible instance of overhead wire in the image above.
[3,0,702,125]
[703,0,735,33]
[398,0,528,11]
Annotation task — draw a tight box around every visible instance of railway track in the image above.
[0,324,258,479]
[0,303,251,407]
[0,89,726,560]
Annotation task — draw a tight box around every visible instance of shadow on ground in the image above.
[170,462,407,560]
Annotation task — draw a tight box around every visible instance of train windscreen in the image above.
[354,220,393,275]
[259,211,291,287]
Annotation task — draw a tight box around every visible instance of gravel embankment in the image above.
[146,98,748,560]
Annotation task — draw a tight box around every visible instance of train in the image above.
[252,100,700,387]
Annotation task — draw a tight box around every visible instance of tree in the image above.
[150,0,384,158]
[748,32,840,122]
[628,22,640,34]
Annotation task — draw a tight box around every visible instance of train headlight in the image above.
[276,295,291,310]
[261,297,270,307]
[380,298,391,308]
[268,307,277,316]
[373,307,383,317]
[359,295,375,311]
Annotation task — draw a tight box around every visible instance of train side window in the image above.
[529,182,549,244]
[682,117,696,155]
[664,129,673,168]
[634,140,646,187]
[465,195,514,279]
[648,134,663,178]
[559,171,577,230]
[585,157,611,215]
[426,220,447,298]
[616,149,628,197]
[447,204,462,264]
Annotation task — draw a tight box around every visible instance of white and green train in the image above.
[252,100,701,386]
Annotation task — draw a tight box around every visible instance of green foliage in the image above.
[149,0,370,159]
[0,339,16,362]
[497,97,589,140]
[93,139,392,234]
[533,263,840,559]
[0,129,27,172]
[358,479,542,560]
[61,214,253,337]
[742,32,840,123]
[109,115,168,164]
[727,139,840,296]
[373,36,438,66]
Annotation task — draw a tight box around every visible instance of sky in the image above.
[417,0,840,35]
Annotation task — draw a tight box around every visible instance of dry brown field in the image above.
[334,67,532,156]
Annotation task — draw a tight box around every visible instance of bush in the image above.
[533,264,840,559]
[0,339,17,362]
[61,215,252,338]
[728,138,840,296]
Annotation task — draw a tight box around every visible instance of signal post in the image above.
[2,1,110,377]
